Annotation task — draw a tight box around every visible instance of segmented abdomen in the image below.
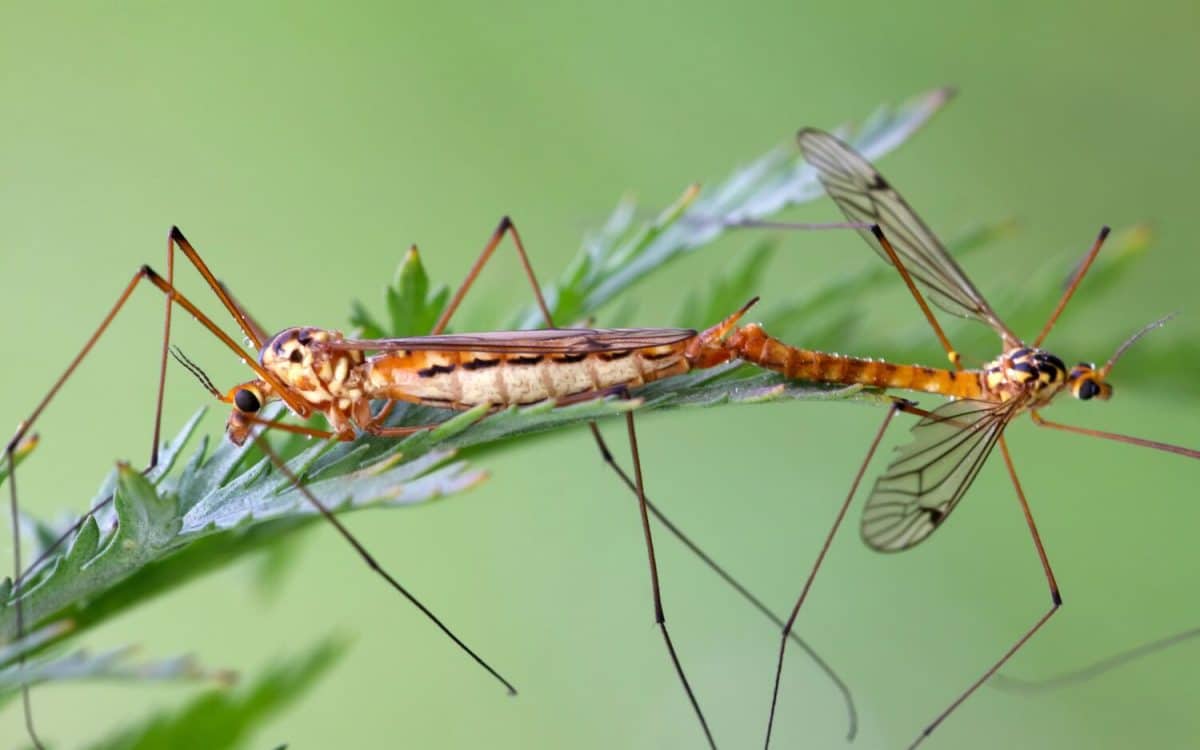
[363,344,692,409]
[727,324,982,398]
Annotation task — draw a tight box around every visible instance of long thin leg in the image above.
[188,266,519,696]
[623,411,716,749]
[431,216,553,335]
[1033,226,1110,347]
[16,251,303,583]
[764,399,907,748]
[1030,411,1200,459]
[252,437,517,695]
[906,435,1061,749]
[6,227,196,746]
[587,424,859,739]
[10,229,514,725]
[430,217,722,744]
[872,225,964,368]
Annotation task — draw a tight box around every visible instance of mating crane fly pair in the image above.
[4,127,1198,749]
[3,215,855,750]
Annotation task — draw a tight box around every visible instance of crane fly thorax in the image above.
[980,347,1068,405]
[259,327,366,409]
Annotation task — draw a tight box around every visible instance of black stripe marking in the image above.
[463,358,501,371]
[598,350,631,361]
[509,355,543,366]
[418,363,457,378]
[642,350,676,361]
[552,353,587,363]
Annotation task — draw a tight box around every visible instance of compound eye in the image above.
[234,388,262,413]
[1076,379,1101,401]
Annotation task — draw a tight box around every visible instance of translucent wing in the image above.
[797,128,1020,345]
[323,327,697,354]
[861,398,1020,552]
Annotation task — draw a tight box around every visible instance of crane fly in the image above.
[732,128,1200,748]
[4,216,862,749]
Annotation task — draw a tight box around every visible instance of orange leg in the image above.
[5,228,291,749]
[906,435,1061,749]
[764,398,911,748]
[872,225,966,367]
[431,215,553,335]
[17,234,308,584]
[1033,226,1110,347]
[1031,410,1200,459]
[198,260,520,696]
[421,217,719,747]
[8,228,521,745]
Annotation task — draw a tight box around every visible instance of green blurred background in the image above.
[2,1,1198,747]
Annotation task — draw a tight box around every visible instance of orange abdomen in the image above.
[727,324,982,398]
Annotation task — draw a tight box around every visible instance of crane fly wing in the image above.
[861,398,1020,552]
[797,128,1019,345]
[323,327,698,354]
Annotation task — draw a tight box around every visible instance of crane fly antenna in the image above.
[169,346,222,399]
[1100,312,1178,377]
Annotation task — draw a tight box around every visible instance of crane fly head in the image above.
[223,379,274,446]
[220,327,365,445]
[1065,363,1112,402]
[1065,312,1177,403]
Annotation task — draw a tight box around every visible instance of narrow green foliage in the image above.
[351,245,451,338]
[83,638,345,750]
[677,240,776,330]
[2,88,973,714]
[510,87,956,330]
[0,412,486,644]
[0,645,234,707]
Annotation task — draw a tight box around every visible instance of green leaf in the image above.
[351,246,451,338]
[677,240,776,331]
[0,646,234,707]
[0,410,487,645]
[510,87,957,330]
[83,638,345,750]
[4,90,961,699]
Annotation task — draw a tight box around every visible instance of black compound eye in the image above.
[289,349,304,363]
[1077,379,1101,401]
[234,388,262,413]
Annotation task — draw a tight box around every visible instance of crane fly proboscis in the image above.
[732,128,1200,748]
[4,216,869,748]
